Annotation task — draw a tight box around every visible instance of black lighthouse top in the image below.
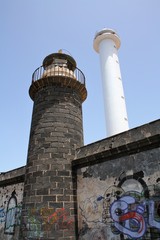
[29,51,87,102]
[42,51,77,71]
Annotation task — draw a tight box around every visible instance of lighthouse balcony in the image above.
[29,64,87,102]
[32,65,86,86]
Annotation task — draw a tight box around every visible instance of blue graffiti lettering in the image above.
[110,196,160,239]
[148,200,160,229]
[5,206,17,233]
[97,196,104,201]
[110,196,146,239]
[0,207,6,223]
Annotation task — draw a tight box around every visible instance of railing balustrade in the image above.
[32,65,85,86]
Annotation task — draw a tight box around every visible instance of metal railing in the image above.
[32,65,86,86]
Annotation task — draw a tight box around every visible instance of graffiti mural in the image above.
[19,206,75,238]
[0,201,74,238]
[110,195,146,239]
[79,172,160,239]
[0,182,24,239]
[105,182,160,239]
[0,207,5,223]
[47,208,74,231]
[0,187,74,238]
[109,193,160,238]
[79,196,103,224]
[4,191,17,234]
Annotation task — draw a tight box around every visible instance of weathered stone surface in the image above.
[20,77,85,239]
[74,120,160,240]
[1,119,160,240]
[0,171,24,240]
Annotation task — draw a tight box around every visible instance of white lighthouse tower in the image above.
[93,28,129,136]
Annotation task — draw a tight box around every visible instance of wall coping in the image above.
[73,119,160,168]
[0,166,25,187]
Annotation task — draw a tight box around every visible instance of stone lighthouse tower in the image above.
[20,51,87,239]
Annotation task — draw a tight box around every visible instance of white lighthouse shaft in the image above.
[93,29,129,136]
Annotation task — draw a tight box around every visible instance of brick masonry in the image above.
[20,83,85,239]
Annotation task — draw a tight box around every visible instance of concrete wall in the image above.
[0,167,25,240]
[74,120,160,240]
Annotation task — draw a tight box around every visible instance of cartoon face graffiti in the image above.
[110,196,146,239]
[102,185,124,224]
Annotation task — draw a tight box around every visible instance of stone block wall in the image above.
[73,120,160,240]
[0,167,25,240]
[0,117,160,240]
[20,85,84,239]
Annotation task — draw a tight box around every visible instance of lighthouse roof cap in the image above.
[94,28,119,39]
[93,28,121,52]
[43,52,77,70]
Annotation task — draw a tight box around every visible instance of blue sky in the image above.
[1,0,160,172]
